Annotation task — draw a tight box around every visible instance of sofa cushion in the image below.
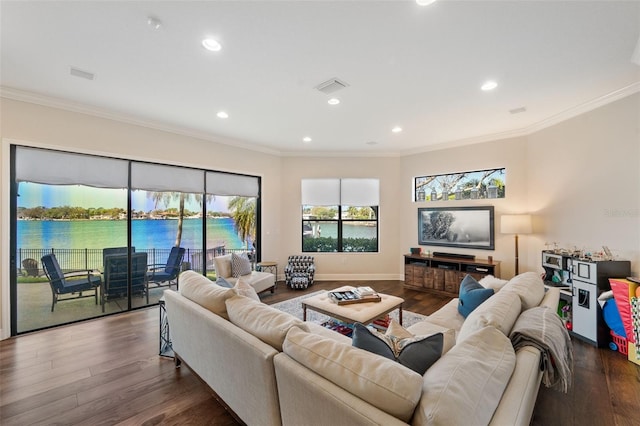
[212,254,233,279]
[424,299,465,332]
[457,289,522,343]
[283,327,423,422]
[352,322,443,375]
[234,276,260,301]
[411,326,516,426]
[479,274,509,292]
[179,270,236,320]
[231,252,252,277]
[226,295,308,351]
[458,274,494,318]
[406,321,456,355]
[502,271,545,310]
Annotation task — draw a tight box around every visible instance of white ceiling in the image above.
[2,1,639,156]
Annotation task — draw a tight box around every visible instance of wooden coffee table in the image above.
[302,286,404,325]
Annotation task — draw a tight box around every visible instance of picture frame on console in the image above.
[418,206,495,250]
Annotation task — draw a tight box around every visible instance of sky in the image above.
[17,182,231,213]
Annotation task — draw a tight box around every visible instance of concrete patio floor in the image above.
[16,281,168,333]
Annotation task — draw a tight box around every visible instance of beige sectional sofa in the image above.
[164,270,560,426]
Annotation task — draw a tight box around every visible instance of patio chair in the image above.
[41,253,101,312]
[284,255,315,289]
[147,246,185,290]
[22,258,39,277]
[102,252,148,312]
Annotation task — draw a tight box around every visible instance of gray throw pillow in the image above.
[231,252,252,277]
[352,323,443,375]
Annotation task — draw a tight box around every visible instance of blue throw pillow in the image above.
[352,323,443,375]
[458,274,494,318]
[216,276,233,288]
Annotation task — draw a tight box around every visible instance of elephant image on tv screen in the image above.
[418,207,494,250]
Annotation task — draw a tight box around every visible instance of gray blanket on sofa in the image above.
[510,306,573,393]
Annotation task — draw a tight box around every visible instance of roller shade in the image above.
[341,178,379,206]
[131,162,204,193]
[301,178,340,205]
[15,146,128,188]
[206,172,259,197]
[301,178,379,206]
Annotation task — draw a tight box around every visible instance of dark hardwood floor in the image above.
[1,280,639,425]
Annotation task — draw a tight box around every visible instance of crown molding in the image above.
[3,82,639,158]
[402,80,640,156]
[0,87,282,157]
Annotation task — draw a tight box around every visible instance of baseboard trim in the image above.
[313,274,402,281]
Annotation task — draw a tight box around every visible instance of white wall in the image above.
[2,91,639,338]
[280,156,402,280]
[400,136,530,278]
[525,92,640,275]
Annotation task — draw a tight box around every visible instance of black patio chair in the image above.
[147,246,185,290]
[41,253,101,312]
[102,252,148,312]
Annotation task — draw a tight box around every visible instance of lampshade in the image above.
[501,214,532,235]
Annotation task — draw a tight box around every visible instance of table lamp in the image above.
[501,214,532,275]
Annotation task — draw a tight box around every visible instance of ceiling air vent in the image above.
[315,78,349,94]
[70,67,95,81]
[509,106,527,115]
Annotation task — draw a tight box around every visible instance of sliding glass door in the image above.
[10,146,261,335]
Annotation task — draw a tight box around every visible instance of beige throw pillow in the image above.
[179,270,236,320]
[234,276,260,301]
[226,295,308,351]
[283,327,423,422]
[501,271,545,310]
[412,326,516,426]
[457,288,522,343]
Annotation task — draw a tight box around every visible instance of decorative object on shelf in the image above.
[417,206,495,250]
[501,214,532,275]
[414,167,506,202]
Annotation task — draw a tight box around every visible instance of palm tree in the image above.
[149,192,209,247]
[228,197,256,249]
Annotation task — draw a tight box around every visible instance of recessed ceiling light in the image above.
[202,38,222,52]
[147,16,162,30]
[392,126,403,133]
[416,0,437,6]
[328,98,340,105]
[303,137,312,143]
[216,111,229,119]
[481,80,498,91]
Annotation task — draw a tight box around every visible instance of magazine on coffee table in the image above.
[329,290,381,305]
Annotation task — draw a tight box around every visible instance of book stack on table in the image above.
[329,287,381,305]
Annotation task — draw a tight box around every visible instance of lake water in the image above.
[17,218,244,250]
[17,218,377,250]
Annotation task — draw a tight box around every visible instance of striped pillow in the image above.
[231,252,252,277]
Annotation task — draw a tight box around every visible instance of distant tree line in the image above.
[17,206,229,220]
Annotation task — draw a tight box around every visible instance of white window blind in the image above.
[131,162,204,193]
[15,146,129,188]
[341,178,379,206]
[206,172,259,197]
[301,178,340,205]
[301,178,379,206]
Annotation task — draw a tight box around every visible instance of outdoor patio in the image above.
[16,280,170,333]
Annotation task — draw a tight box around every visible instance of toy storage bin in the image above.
[610,330,628,355]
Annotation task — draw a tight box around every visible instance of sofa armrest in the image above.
[539,287,560,310]
[490,346,543,426]
[164,290,281,425]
